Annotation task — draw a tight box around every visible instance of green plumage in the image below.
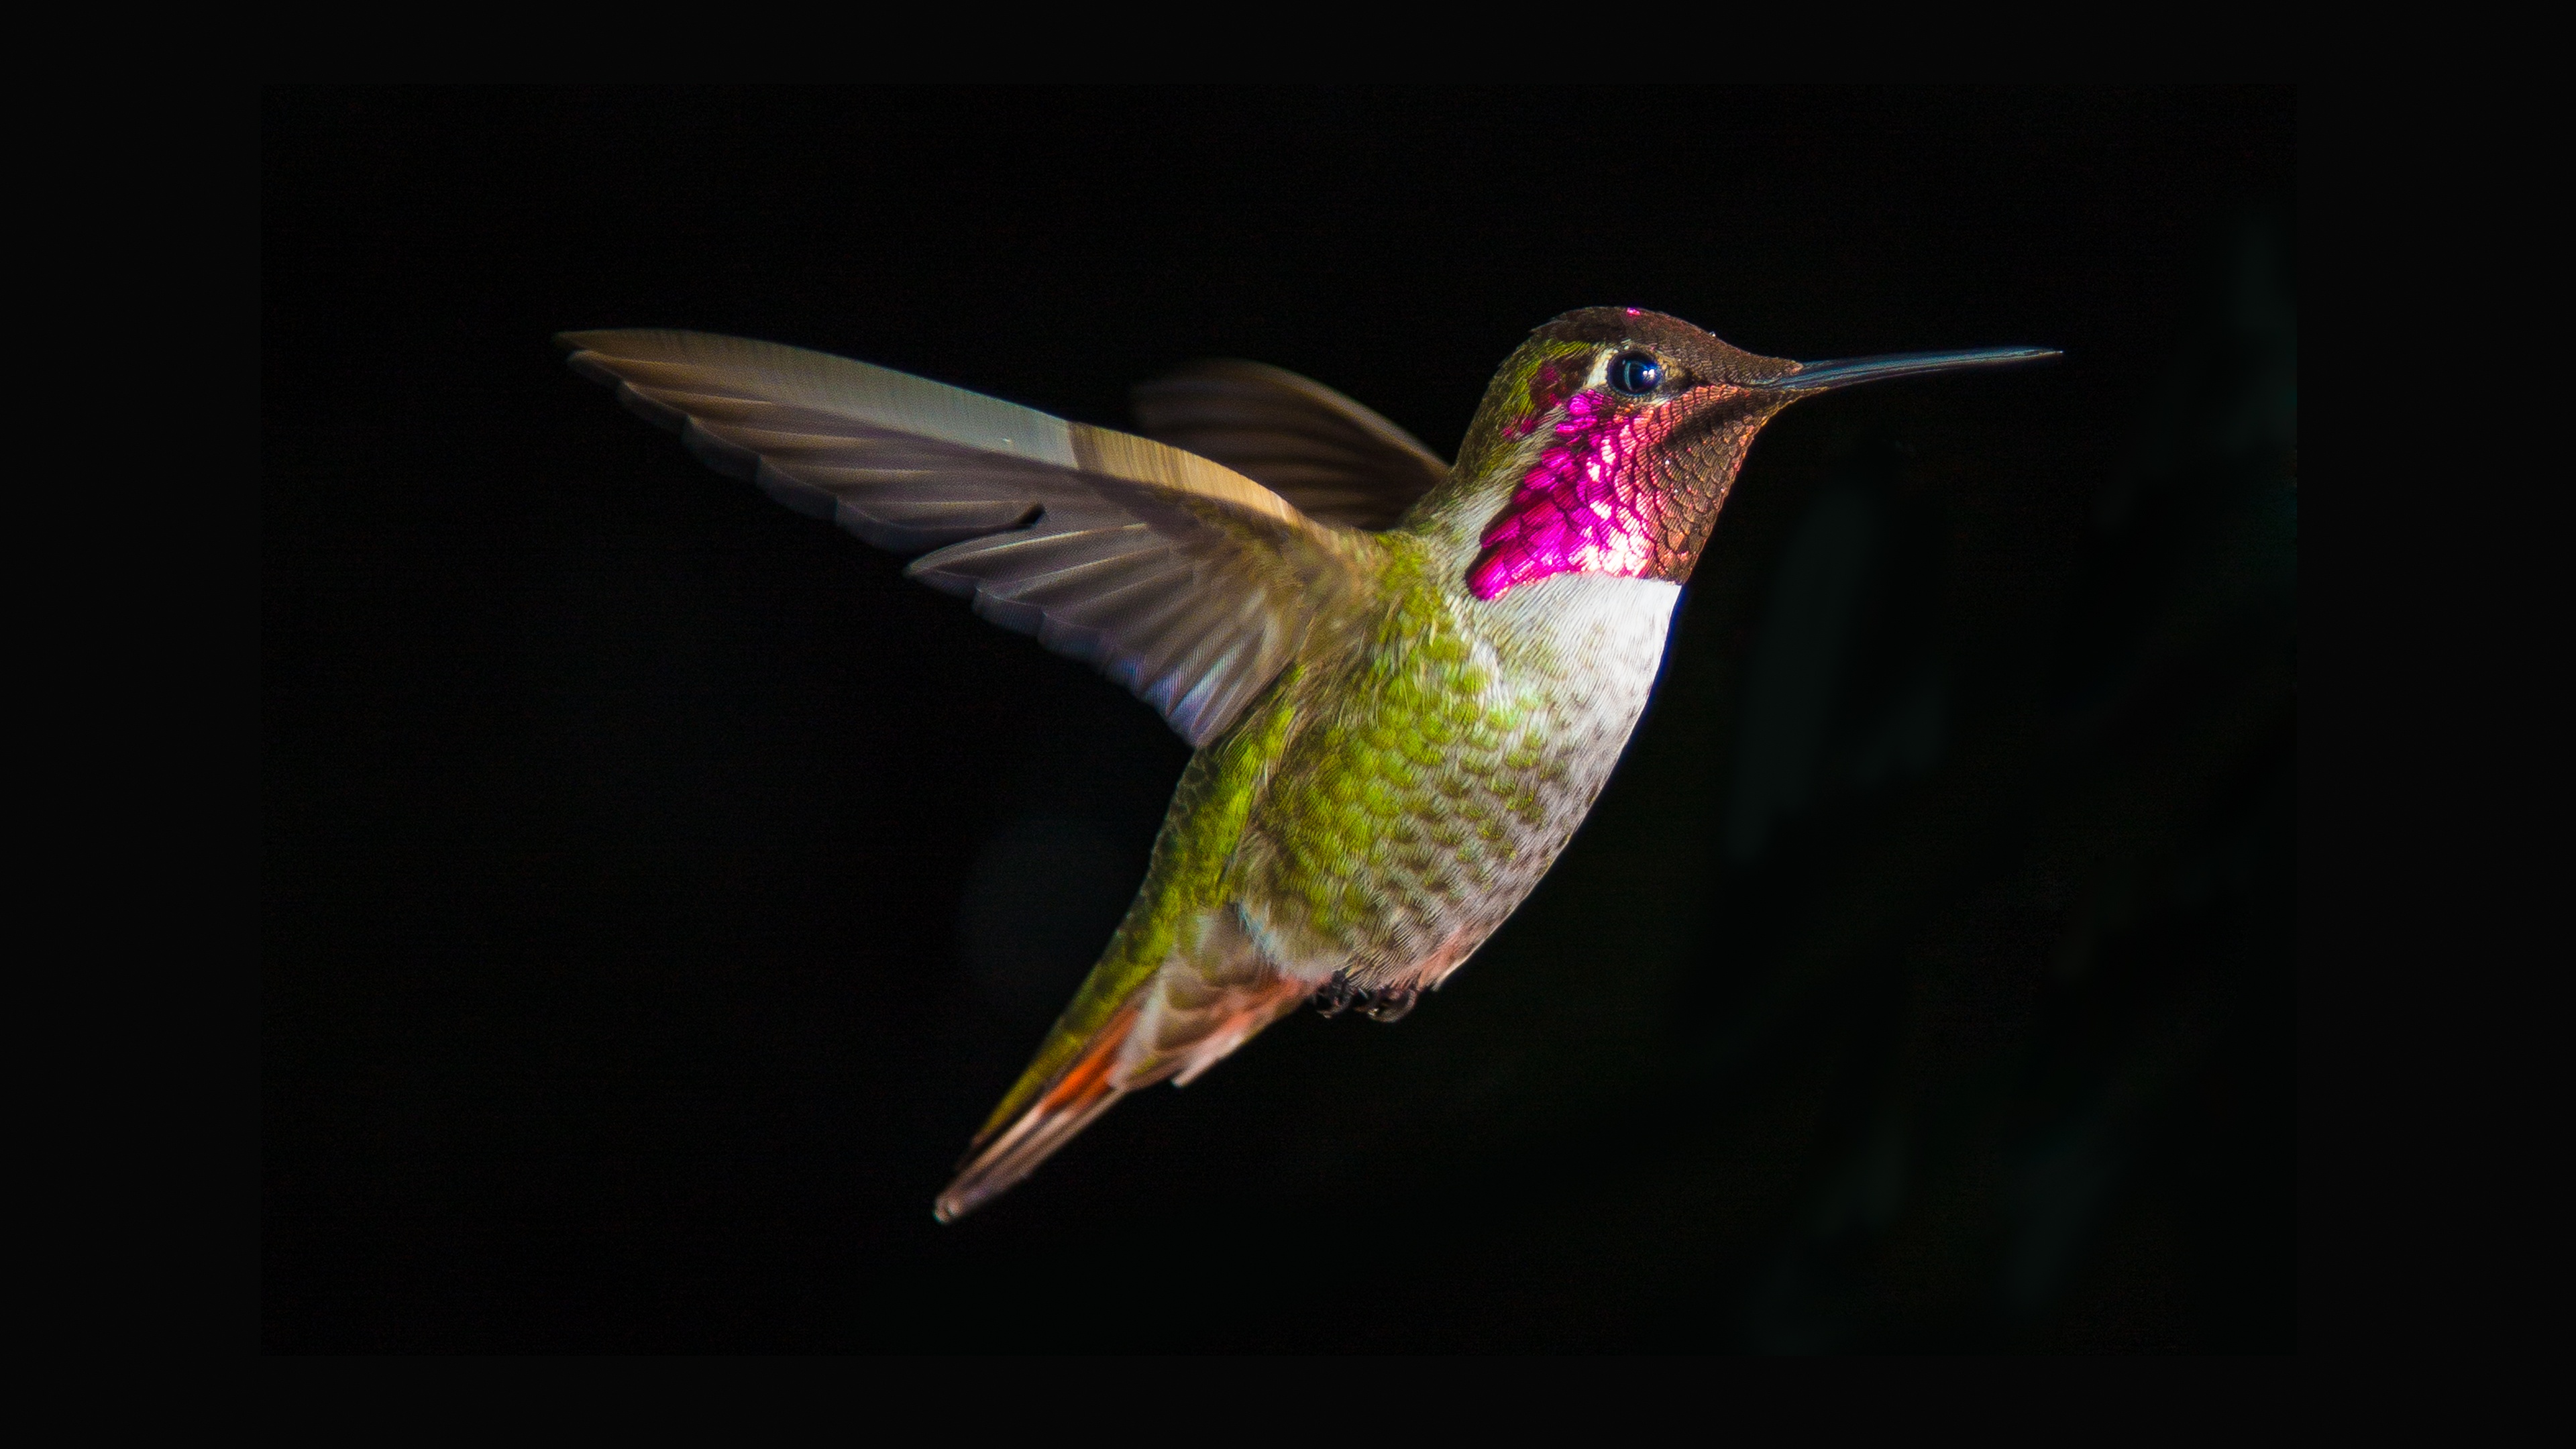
[974,660,1303,1137]
[977,523,1669,1139]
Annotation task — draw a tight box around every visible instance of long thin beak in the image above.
[1757,345,2061,392]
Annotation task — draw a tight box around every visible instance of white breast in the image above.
[1391,573,1679,990]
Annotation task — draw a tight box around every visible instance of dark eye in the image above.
[1607,351,1665,396]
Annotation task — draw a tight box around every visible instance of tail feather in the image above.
[936,906,1328,1222]
[935,1003,1140,1224]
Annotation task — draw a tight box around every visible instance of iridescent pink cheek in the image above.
[1468,391,1672,600]
[1504,361,1577,441]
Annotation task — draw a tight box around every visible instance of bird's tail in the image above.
[934,909,1314,1222]
[935,1001,1143,1224]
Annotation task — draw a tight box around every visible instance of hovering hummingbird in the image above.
[561,308,2052,1220]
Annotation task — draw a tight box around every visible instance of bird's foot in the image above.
[1313,977,1419,1024]
[1362,986,1419,1024]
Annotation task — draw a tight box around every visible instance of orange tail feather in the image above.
[934,1004,1141,1223]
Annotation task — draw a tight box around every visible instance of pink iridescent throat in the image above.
[1468,387,1682,600]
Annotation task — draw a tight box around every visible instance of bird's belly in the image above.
[1239,574,1680,989]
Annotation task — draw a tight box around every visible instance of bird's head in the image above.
[1434,307,2053,600]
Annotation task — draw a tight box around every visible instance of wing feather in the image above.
[1054,566,1197,631]
[563,329,1382,747]
[1130,359,1451,531]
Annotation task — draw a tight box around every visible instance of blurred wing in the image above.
[562,329,1379,747]
[1130,360,1449,531]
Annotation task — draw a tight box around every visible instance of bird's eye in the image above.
[1607,351,1666,396]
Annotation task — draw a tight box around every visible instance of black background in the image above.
[263,87,2296,1351]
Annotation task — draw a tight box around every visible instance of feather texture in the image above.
[561,330,1383,747]
[1130,360,1450,531]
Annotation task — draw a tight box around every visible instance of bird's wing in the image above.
[562,330,1382,749]
[1130,360,1450,531]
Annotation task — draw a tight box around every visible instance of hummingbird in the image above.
[560,307,2053,1221]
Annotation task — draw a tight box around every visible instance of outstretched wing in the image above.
[562,330,1381,748]
[1130,360,1450,531]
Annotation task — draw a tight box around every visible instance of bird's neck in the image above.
[1394,343,1596,594]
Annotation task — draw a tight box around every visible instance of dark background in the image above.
[263,87,2296,1351]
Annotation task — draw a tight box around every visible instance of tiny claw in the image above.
[1364,987,1419,1024]
[1313,979,1354,1018]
